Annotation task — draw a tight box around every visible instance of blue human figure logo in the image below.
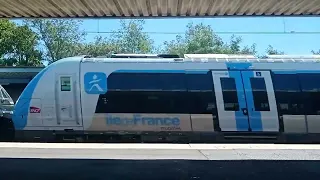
[84,72,107,94]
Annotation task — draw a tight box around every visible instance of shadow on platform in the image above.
[0,158,319,179]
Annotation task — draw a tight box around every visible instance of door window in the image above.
[250,78,270,111]
[60,77,71,91]
[220,77,239,111]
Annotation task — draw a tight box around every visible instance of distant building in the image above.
[0,67,44,102]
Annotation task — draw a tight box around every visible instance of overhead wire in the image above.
[84,31,320,35]
[89,18,320,35]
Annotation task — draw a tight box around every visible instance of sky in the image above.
[13,17,320,55]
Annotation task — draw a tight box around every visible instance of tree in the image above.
[311,49,320,55]
[74,36,120,57]
[163,23,223,56]
[163,22,257,57]
[240,44,257,55]
[220,35,257,55]
[23,19,85,64]
[0,20,15,57]
[110,20,154,53]
[265,45,284,55]
[257,45,285,58]
[0,20,42,66]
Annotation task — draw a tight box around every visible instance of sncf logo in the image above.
[30,106,41,113]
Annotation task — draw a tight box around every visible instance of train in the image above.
[0,84,15,141]
[7,53,320,143]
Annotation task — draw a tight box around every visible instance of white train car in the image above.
[11,54,320,142]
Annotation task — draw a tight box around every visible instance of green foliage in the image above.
[0,19,289,67]
[110,20,154,53]
[72,20,155,56]
[0,20,42,66]
[257,45,285,58]
[163,23,257,57]
[311,49,320,55]
[265,45,284,55]
[23,19,85,64]
[74,36,119,57]
[0,20,15,56]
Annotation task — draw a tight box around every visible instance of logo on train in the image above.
[106,114,181,126]
[84,72,107,94]
[30,106,41,113]
[106,114,182,131]
[256,72,261,76]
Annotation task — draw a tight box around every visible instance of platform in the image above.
[0,143,320,160]
[1,143,320,179]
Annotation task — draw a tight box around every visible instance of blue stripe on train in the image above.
[114,69,208,74]
[226,62,262,131]
[228,71,249,131]
[12,66,50,130]
[241,71,262,131]
[272,70,320,74]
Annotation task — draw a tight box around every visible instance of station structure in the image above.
[0,67,43,102]
[0,0,319,18]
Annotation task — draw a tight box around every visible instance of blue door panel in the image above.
[241,71,263,131]
[228,71,249,131]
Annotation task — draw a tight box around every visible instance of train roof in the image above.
[77,54,320,64]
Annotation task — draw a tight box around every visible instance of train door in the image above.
[241,71,279,132]
[212,71,249,131]
[55,74,82,127]
[212,70,279,132]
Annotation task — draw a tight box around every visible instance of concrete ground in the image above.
[0,143,319,180]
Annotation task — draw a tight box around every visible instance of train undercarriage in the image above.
[1,117,319,144]
[1,129,319,144]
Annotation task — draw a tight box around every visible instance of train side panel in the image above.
[227,62,320,135]
[270,70,320,135]
[80,60,320,136]
[13,57,82,132]
[79,61,228,133]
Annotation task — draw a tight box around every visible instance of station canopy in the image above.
[0,0,319,18]
[0,67,43,84]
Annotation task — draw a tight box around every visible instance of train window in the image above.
[108,73,159,90]
[142,91,188,113]
[60,77,71,91]
[186,73,213,91]
[159,73,186,91]
[299,73,320,92]
[96,91,189,114]
[188,92,216,114]
[108,72,186,91]
[96,91,139,113]
[97,72,189,114]
[298,73,320,115]
[220,77,239,111]
[272,74,301,92]
[187,72,217,114]
[272,74,303,115]
[250,78,270,111]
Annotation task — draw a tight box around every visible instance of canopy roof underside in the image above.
[0,0,319,18]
